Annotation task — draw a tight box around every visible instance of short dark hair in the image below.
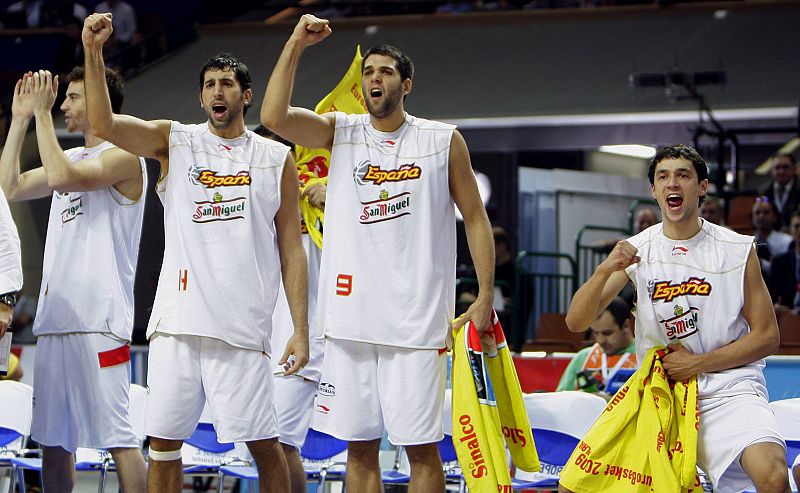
[199,52,251,91]
[492,226,509,247]
[363,44,414,83]
[68,66,124,114]
[648,144,709,205]
[773,152,797,166]
[605,296,631,330]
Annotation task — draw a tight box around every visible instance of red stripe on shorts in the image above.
[98,345,131,368]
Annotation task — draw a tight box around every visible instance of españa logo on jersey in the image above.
[188,163,251,188]
[60,195,83,224]
[651,277,712,303]
[192,192,246,223]
[353,160,422,186]
[360,190,411,224]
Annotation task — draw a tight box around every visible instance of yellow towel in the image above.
[559,347,699,493]
[452,312,540,492]
[298,176,326,248]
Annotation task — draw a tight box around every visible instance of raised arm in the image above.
[29,71,142,198]
[260,14,336,150]
[274,152,309,375]
[662,247,780,381]
[0,74,51,201]
[82,14,170,168]
[449,130,494,335]
[565,241,637,333]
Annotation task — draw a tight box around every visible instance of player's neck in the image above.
[83,132,104,148]
[207,120,246,140]
[662,216,703,241]
[369,108,406,133]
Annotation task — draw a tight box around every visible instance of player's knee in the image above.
[405,442,441,467]
[148,438,183,462]
[752,463,789,493]
[347,439,381,463]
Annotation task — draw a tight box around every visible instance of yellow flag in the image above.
[295,46,368,249]
[559,348,700,493]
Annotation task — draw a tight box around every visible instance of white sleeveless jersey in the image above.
[625,220,766,398]
[270,233,323,381]
[148,122,288,354]
[33,141,146,340]
[318,112,456,348]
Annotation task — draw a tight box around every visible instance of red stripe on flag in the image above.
[98,345,131,368]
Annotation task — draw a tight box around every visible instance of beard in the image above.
[365,86,403,119]
[206,95,244,129]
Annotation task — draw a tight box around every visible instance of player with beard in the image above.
[562,145,789,493]
[261,14,495,493]
[81,13,309,493]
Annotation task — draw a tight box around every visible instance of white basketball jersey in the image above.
[34,141,146,340]
[270,233,323,381]
[626,220,766,398]
[147,122,288,354]
[318,112,456,349]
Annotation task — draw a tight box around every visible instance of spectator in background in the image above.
[93,1,141,73]
[752,197,792,281]
[632,207,658,233]
[436,0,475,13]
[556,296,636,400]
[758,153,800,231]
[769,209,800,313]
[6,0,86,28]
[700,194,725,226]
[492,226,514,309]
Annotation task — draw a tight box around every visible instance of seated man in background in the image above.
[556,296,637,399]
[700,194,725,226]
[769,209,800,312]
[752,198,792,281]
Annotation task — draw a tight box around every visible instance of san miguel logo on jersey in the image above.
[660,304,700,340]
[192,192,247,223]
[188,163,251,188]
[360,190,411,224]
[352,160,422,186]
[651,277,712,303]
[60,194,83,224]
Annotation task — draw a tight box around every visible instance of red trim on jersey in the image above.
[98,344,131,368]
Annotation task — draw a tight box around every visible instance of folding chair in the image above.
[0,381,33,493]
[10,383,147,493]
[217,427,348,491]
[512,391,607,490]
[181,413,243,477]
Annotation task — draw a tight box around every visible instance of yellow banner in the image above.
[295,46,368,249]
